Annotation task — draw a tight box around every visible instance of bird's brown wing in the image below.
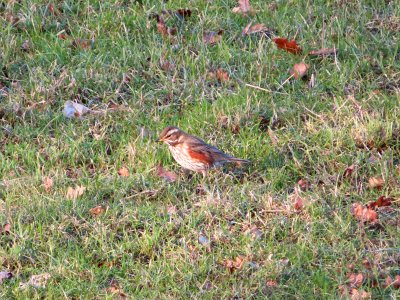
[186,136,229,164]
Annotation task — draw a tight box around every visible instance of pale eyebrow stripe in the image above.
[168,128,179,135]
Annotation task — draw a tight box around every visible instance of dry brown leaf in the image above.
[70,38,92,50]
[63,101,90,119]
[351,203,378,223]
[66,185,86,200]
[216,68,230,82]
[242,21,269,36]
[367,196,392,209]
[273,38,302,54]
[383,276,393,288]
[42,176,53,192]
[232,0,256,15]
[291,62,309,79]
[0,271,12,284]
[159,56,175,72]
[368,177,384,189]
[176,9,192,19]
[350,289,371,300]
[394,275,400,289]
[0,223,11,235]
[348,273,364,288]
[203,30,223,45]
[156,15,176,37]
[89,205,105,216]
[156,165,178,183]
[266,280,278,287]
[20,273,51,289]
[309,48,337,56]
[298,178,310,191]
[294,196,304,211]
[344,165,355,178]
[223,255,246,273]
[118,167,129,177]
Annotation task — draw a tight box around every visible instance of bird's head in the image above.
[156,126,184,146]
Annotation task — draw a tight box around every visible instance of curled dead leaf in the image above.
[203,30,223,45]
[216,68,230,83]
[368,177,384,190]
[89,205,105,216]
[118,167,129,177]
[309,48,337,56]
[273,37,302,54]
[242,21,270,36]
[0,223,11,235]
[343,165,355,178]
[70,38,92,50]
[298,178,310,191]
[348,273,364,288]
[223,256,246,273]
[294,196,304,211]
[350,203,378,223]
[0,271,12,283]
[367,196,392,209]
[156,15,176,37]
[66,185,86,200]
[42,176,53,192]
[232,0,256,15]
[291,62,309,79]
[63,101,90,119]
[20,273,51,289]
[156,165,178,183]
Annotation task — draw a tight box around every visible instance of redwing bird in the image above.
[157,126,249,177]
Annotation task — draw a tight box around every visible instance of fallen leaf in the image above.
[216,68,230,82]
[106,285,127,299]
[203,30,223,45]
[368,177,384,189]
[344,165,355,178]
[266,280,277,287]
[294,196,304,211]
[20,273,51,289]
[42,176,53,192]
[63,100,90,119]
[394,275,400,289]
[48,3,61,17]
[1,223,11,235]
[348,273,364,288]
[118,167,129,177]
[383,276,393,288]
[167,205,177,216]
[89,205,105,216]
[232,0,256,15]
[0,271,12,284]
[176,9,192,19]
[21,40,30,52]
[273,38,302,54]
[367,196,392,209]
[350,289,371,300]
[159,56,175,72]
[70,38,92,50]
[242,21,270,36]
[156,165,177,183]
[57,33,68,40]
[298,178,310,191]
[309,48,337,56]
[351,203,378,223]
[66,185,86,200]
[291,62,309,79]
[156,15,176,37]
[223,256,246,273]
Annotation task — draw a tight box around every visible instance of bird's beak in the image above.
[156,137,163,143]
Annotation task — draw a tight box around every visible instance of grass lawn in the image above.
[1,0,399,298]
